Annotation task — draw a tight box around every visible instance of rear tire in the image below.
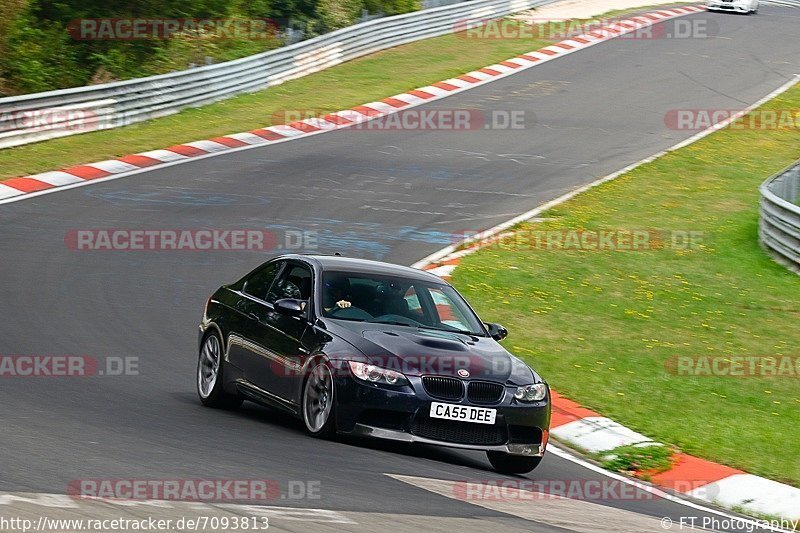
[197,332,243,409]
[487,452,543,474]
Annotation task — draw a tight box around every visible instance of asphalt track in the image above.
[1,6,799,532]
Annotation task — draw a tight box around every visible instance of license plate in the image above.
[429,402,497,425]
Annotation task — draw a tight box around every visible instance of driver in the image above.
[323,275,352,313]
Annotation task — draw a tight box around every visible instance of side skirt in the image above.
[235,379,299,416]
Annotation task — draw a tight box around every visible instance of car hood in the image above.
[325,320,542,385]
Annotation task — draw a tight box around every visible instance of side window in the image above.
[428,287,471,330]
[404,286,425,320]
[243,262,281,301]
[266,264,312,304]
[404,286,421,311]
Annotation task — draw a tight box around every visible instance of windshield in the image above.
[321,271,487,336]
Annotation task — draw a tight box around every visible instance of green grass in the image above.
[0,24,551,181]
[594,444,674,481]
[451,84,800,486]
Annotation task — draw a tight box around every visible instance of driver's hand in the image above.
[336,300,352,309]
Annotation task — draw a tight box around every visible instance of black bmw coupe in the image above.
[197,254,551,473]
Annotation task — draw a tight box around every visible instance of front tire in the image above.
[302,360,337,438]
[197,332,243,409]
[487,452,543,474]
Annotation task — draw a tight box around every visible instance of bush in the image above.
[1,11,88,93]
[0,0,421,95]
[316,0,364,32]
[365,0,420,16]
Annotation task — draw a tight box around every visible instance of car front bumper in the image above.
[333,368,551,457]
[707,1,752,11]
[348,423,546,456]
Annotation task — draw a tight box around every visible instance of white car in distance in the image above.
[706,0,759,14]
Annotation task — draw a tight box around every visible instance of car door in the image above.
[227,260,284,383]
[249,261,315,402]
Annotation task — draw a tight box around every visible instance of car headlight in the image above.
[514,383,547,402]
[348,361,409,386]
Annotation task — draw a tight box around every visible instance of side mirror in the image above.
[485,322,508,341]
[274,298,305,317]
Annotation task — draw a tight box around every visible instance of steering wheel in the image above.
[329,306,373,320]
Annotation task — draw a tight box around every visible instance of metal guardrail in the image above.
[762,0,800,6]
[422,0,469,8]
[759,161,800,273]
[0,0,554,149]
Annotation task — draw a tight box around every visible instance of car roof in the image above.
[277,254,447,284]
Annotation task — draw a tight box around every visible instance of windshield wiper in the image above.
[367,319,418,327]
[367,320,482,338]
[416,325,482,338]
